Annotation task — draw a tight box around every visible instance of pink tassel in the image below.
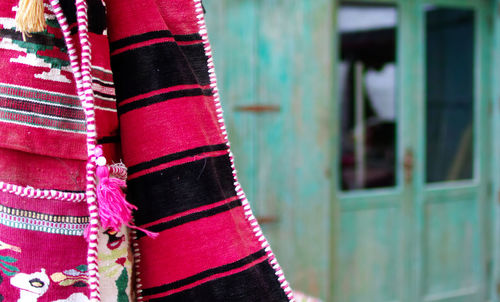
[96,163,134,232]
[88,146,158,239]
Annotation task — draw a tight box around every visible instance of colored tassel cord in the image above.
[95,146,158,238]
[15,0,47,40]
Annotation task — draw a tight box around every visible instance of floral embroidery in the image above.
[50,265,88,287]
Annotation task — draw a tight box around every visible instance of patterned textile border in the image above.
[0,82,86,133]
[0,203,88,235]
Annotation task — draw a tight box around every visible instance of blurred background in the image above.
[204,0,500,301]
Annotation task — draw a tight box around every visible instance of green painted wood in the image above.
[255,0,332,298]
[415,2,491,302]
[204,0,333,299]
[334,0,493,301]
[205,0,495,301]
[333,1,407,301]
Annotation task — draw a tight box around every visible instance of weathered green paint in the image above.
[204,0,498,301]
[205,0,333,299]
[334,0,493,301]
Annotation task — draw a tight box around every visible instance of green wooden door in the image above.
[204,0,495,301]
[334,0,494,301]
[204,0,333,299]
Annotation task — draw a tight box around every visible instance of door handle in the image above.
[234,105,281,113]
[404,148,414,184]
[256,216,278,224]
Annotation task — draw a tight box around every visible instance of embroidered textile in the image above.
[0,0,293,300]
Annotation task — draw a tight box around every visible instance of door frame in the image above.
[490,0,500,301]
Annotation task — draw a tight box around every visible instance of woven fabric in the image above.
[0,0,120,163]
[0,191,89,301]
[97,226,133,302]
[104,0,291,301]
[0,0,292,300]
[0,0,128,301]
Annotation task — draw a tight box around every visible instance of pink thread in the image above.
[96,164,133,231]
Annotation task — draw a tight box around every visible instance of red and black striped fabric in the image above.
[104,0,291,301]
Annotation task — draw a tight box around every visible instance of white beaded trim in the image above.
[0,181,85,202]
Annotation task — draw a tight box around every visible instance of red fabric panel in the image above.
[137,206,263,289]
[128,149,229,180]
[119,96,225,167]
[0,148,86,191]
[139,196,240,229]
[145,256,268,300]
[120,84,206,106]
[104,0,170,43]
[0,122,86,160]
[111,37,176,56]
[155,0,202,35]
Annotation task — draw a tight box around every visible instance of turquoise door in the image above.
[204,0,496,301]
[335,0,494,301]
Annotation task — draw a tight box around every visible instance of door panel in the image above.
[423,196,480,299]
[335,1,405,301]
[425,7,475,183]
[336,0,492,301]
[338,205,402,302]
[418,2,488,301]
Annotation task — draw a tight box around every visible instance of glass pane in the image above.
[338,3,397,190]
[425,7,474,183]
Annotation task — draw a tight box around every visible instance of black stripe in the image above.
[128,143,227,175]
[110,31,203,52]
[97,135,120,145]
[179,44,211,85]
[94,91,116,100]
[110,30,173,52]
[148,260,288,302]
[117,88,212,115]
[173,33,202,42]
[137,199,242,238]
[127,154,236,226]
[144,249,267,296]
[111,42,210,101]
[0,28,67,50]
[92,78,114,88]
[60,0,106,34]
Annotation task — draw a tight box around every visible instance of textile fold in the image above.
[104,0,293,301]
